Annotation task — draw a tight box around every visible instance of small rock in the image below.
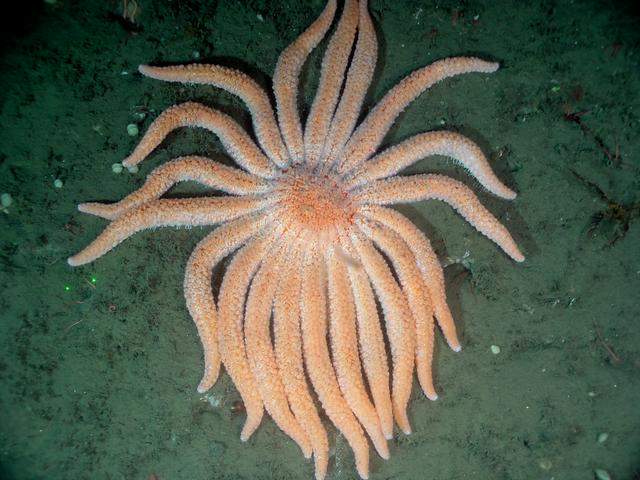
[594,469,611,480]
[490,345,501,355]
[538,458,552,470]
[203,393,221,408]
[127,123,139,136]
[53,178,63,188]
[1,192,12,208]
[112,163,124,174]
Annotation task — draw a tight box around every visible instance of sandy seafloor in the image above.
[1,0,639,479]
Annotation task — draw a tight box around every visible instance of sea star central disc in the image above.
[274,167,355,237]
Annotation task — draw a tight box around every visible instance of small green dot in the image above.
[90,276,97,284]
[64,285,71,292]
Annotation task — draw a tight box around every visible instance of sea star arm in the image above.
[350,234,415,435]
[322,0,378,169]
[273,246,329,480]
[356,174,525,262]
[343,240,393,440]
[273,0,337,163]
[357,222,438,400]
[325,245,389,460]
[138,64,289,167]
[346,131,517,200]
[217,236,269,441]
[79,155,271,220]
[184,214,268,393]
[122,102,277,178]
[300,243,369,480]
[244,247,312,459]
[338,57,500,174]
[303,0,358,168]
[67,196,269,266]
[359,205,461,351]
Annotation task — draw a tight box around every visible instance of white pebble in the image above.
[112,163,124,174]
[594,469,611,480]
[597,432,609,443]
[203,393,221,408]
[538,458,552,471]
[1,192,12,208]
[126,123,139,136]
[126,164,139,174]
[490,345,501,354]
[53,178,63,188]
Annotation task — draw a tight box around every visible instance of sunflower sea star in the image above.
[68,1,524,478]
